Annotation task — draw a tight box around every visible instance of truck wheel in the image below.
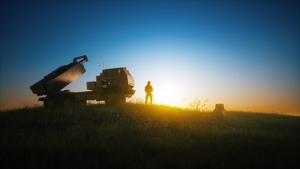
[119,96,126,104]
[105,92,115,105]
[76,100,86,106]
[105,94,126,105]
[64,96,86,107]
[44,98,58,108]
[64,98,75,107]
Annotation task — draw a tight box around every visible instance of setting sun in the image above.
[153,82,183,106]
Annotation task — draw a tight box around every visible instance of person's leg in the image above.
[145,94,148,104]
[150,94,153,104]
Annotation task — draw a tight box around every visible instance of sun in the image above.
[153,83,183,106]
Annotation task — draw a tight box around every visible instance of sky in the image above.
[0,0,299,115]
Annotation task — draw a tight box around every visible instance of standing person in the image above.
[145,81,153,104]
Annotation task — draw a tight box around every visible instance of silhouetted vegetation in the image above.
[1,104,299,169]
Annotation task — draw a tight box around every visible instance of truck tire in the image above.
[44,97,59,109]
[76,100,86,106]
[63,95,86,107]
[105,92,116,105]
[105,92,125,105]
[64,98,75,107]
[119,96,126,104]
[104,86,126,105]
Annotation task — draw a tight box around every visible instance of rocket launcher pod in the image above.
[30,55,88,96]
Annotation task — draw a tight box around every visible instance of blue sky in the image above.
[0,0,299,114]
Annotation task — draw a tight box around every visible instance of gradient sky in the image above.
[1,0,299,114]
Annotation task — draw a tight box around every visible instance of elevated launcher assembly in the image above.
[30,55,135,108]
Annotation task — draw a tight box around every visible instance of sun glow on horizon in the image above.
[152,82,184,107]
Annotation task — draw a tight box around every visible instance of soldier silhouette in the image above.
[145,81,153,104]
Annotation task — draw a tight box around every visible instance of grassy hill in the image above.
[1,104,300,169]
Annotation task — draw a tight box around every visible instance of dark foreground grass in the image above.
[1,104,300,169]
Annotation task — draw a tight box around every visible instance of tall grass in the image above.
[1,103,299,169]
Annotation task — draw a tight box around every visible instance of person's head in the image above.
[147,81,151,84]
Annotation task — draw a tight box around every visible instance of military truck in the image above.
[30,55,135,108]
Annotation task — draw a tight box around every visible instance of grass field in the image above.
[1,103,300,169]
